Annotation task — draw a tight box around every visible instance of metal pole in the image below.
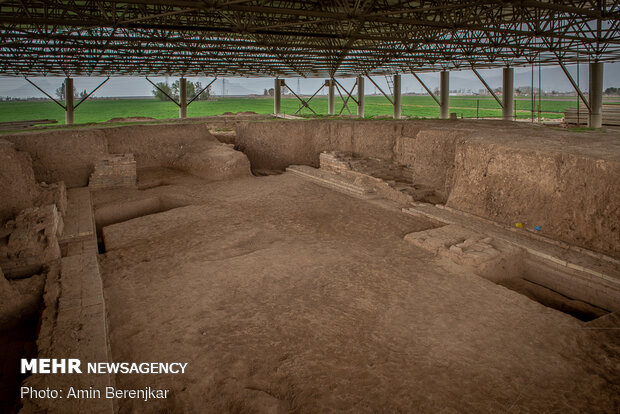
[531,64,534,122]
[65,77,74,125]
[502,67,514,120]
[328,79,335,115]
[274,78,281,115]
[589,62,603,128]
[179,78,187,118]
[393,74,401,119]
[538,58,542,122]
[577,59,580,124]
[440,71,449,119]
[357,75,364,118]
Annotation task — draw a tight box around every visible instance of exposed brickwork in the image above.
[319,151,353,173]
[89,153,136,189]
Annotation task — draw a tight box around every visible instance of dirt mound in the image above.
[106,116,157,123]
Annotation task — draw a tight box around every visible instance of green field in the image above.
[1,95,616,126]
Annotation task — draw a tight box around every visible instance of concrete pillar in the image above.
[327,79,335,115]
[274,78,281,115]
[440,71,449,119]
[502,67,514,121]
[179,78,187,119]
[589,62,603,128]
[357,76,365,118]
[393,74,401,119]
[65,77,74,125]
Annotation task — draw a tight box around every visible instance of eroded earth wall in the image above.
[447,137,620,258]
[2,119,618,257]
[235,119,620,258]
[3,123,248,187]
[0,140,40,220]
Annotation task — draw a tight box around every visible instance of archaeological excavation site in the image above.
[2,1,620,413]
[0,116,618,413]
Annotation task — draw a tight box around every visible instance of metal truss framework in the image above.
[1,0,619,77]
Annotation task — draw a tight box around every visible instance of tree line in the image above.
[152,80,211,101]
[51,79,212,102]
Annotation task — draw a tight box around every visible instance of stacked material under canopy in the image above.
[564,105,620,126]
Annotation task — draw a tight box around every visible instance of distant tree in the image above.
[153,79,213,102]
[194,81,211,100]
[604,87,620,96]
[263,89,268,96]
[171,79,197,102]
[55,79,77,101]
[79,89,88,100]
[152,81,173,101]
[55,85,65,101]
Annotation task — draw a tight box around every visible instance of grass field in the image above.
[1,95,618,125]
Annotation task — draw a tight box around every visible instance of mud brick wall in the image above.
[89,154,137,189]
[319,152,352,173]
[3,119,619,257]
[235,119,620,258]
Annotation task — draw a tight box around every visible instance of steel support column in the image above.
[328,79,335,115]
[393,74,401,119]
[274,78,281,115]
[589,62,603,128]
[179,78,187,118]
[502,67,514,120]
[357,76,365,118]
[65,77,74,125]
[440,71,449,119]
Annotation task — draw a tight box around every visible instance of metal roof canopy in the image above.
[1,0,619,78]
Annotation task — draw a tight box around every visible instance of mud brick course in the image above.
[89,154,136,189]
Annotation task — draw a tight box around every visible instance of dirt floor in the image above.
[96,169,620,413]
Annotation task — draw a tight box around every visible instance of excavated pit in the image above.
[491,257,611,322]
[403,221,617,322]
[94,196,189,253]
[1,119,619,413]
[498,277,608,322]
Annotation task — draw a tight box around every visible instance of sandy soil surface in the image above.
[97,171,620,413]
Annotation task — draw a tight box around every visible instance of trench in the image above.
[499,278,609,321]
[94,196,188,253]
[484,256,611,322]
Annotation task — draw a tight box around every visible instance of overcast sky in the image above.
[1,63,618,99]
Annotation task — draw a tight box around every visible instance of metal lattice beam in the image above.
[1,0,619,77]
